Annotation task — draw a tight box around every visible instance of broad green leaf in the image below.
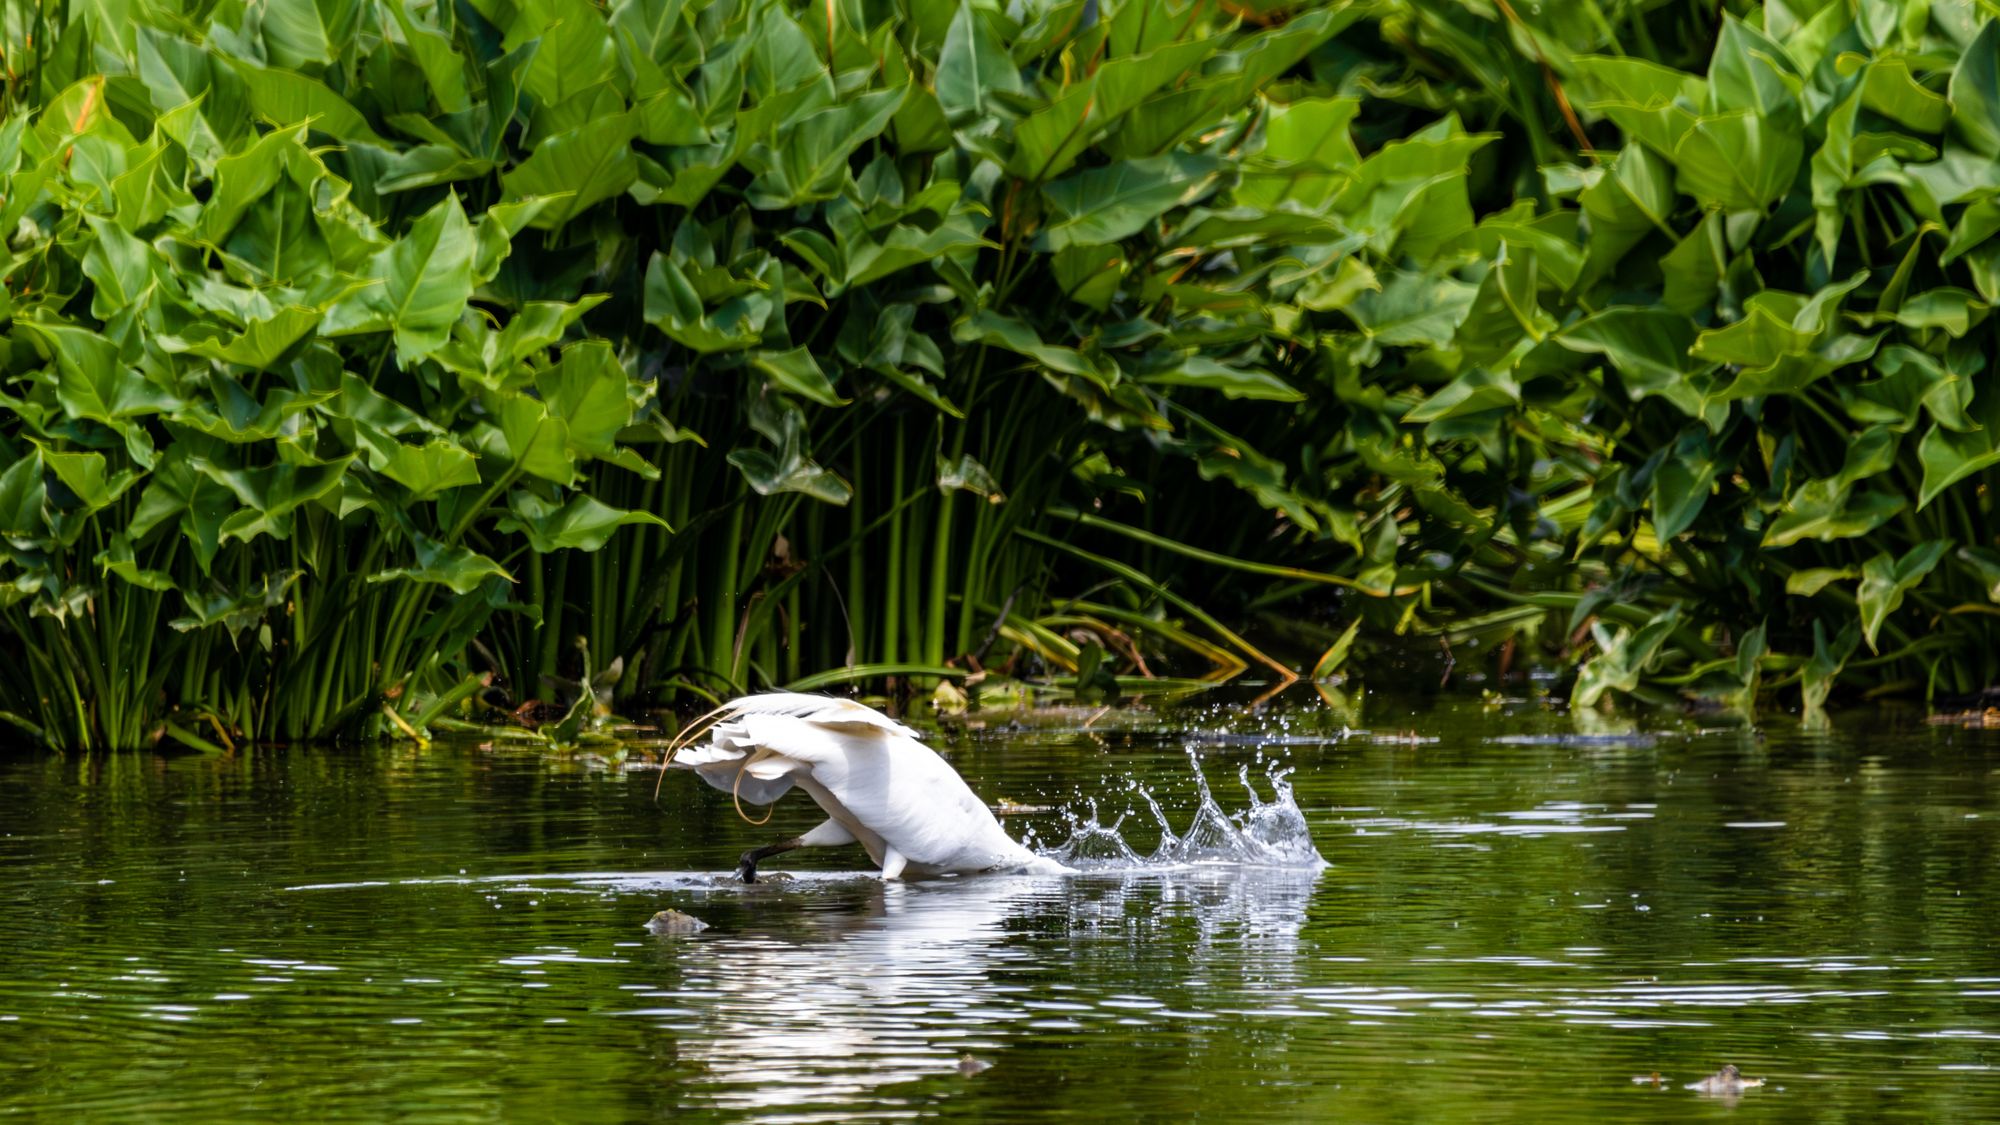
[1573,55,1704,156]
[1343,272,1477,348]
[496,492,668,552]
[1948,19,2000,158]
[496,397,576,484]
[728,396,852,504]
[1556,307,1704,415]
[500,113,637,229]
[1673,110,1803,211]
[1890,288,1987,336]
[258,0,336,67]
[227,59,389,145]
[1763,479,1903,547]
[489,296,611,372]
[1691,304,1812,369]
[842,216,993,292]
[207,458,353,545]
[376,145,496,193]
[129,451,236,571]
[1836,425,1901,489]
[1801,620,1860,726]
[1182,412,1325,532]
[1264,97,1361,170]
[1038,155,1226,250]
[1139,357,1303,402]
[935,2,1022,127]
[749,89,906,207]
[95,534,174,592]
[1705,15,1800,118]
[1917,422,2000,508]
[1787,567,1859,596]
[332,374,443,438]
[953,311,1114,389]
[1854,55,1951,133]
[1660,211,1726,316]
[1008,36,1218,181]
[323,193,474,361]
[1454,245,1547,365]
[642,252,769,353]
[536,342,636,456]
[164,306,323,368]
[41,449,138,513]
[380,440,482,499]
[474,197,560,284]
[1572,605,1682,708]
[135,31,231,165]
[170,569,304,644]
[384,0,472,114]
[1403,367,1520,423]
[1958,547,2000,603]
[173,375,332,443]
[752,347,848,407]
[1573,55,1704,109]
[370,535,510,594]
[0,452,47,538]
[82,215,166,323]
[937,453,1003,500]
[26,323,185,423]
[1857,541,1948,651]
[515,0,622,109]
[1051,244,1128,312]
[1649,428,1720,540]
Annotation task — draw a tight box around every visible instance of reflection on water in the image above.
[2,698,1998,1121]
[625,870,1317,1110]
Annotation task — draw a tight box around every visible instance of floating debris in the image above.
[1926,708,2000,729]
[644,909,709,935]
[990,798,1056,816]
[1687,1065,1764,1094]
[957,1055,992,1077]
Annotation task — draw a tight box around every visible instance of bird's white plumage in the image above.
[670,693,1069,878]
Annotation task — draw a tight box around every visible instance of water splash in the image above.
[1038,749,1325,871]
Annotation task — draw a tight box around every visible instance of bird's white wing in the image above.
[706,693,919,738]
[670,694,909,801]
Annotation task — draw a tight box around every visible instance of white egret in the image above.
[665,693,1071,882]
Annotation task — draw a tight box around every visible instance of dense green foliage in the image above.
[0,0,1996,748]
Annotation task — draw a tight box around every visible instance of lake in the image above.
[3,694,1996,1120]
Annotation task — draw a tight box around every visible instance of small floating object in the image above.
[1688,1064,1764,1094]
[1927,707,2000,729]
[957,1054,992,1077]
[990,798,1055,815]
[644,909,709,935]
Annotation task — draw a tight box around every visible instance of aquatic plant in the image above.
[1,0,1997,747]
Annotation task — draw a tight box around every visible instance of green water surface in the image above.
[2,696,1997,1121]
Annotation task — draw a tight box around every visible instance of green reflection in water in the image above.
[2,697,1997,1121]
